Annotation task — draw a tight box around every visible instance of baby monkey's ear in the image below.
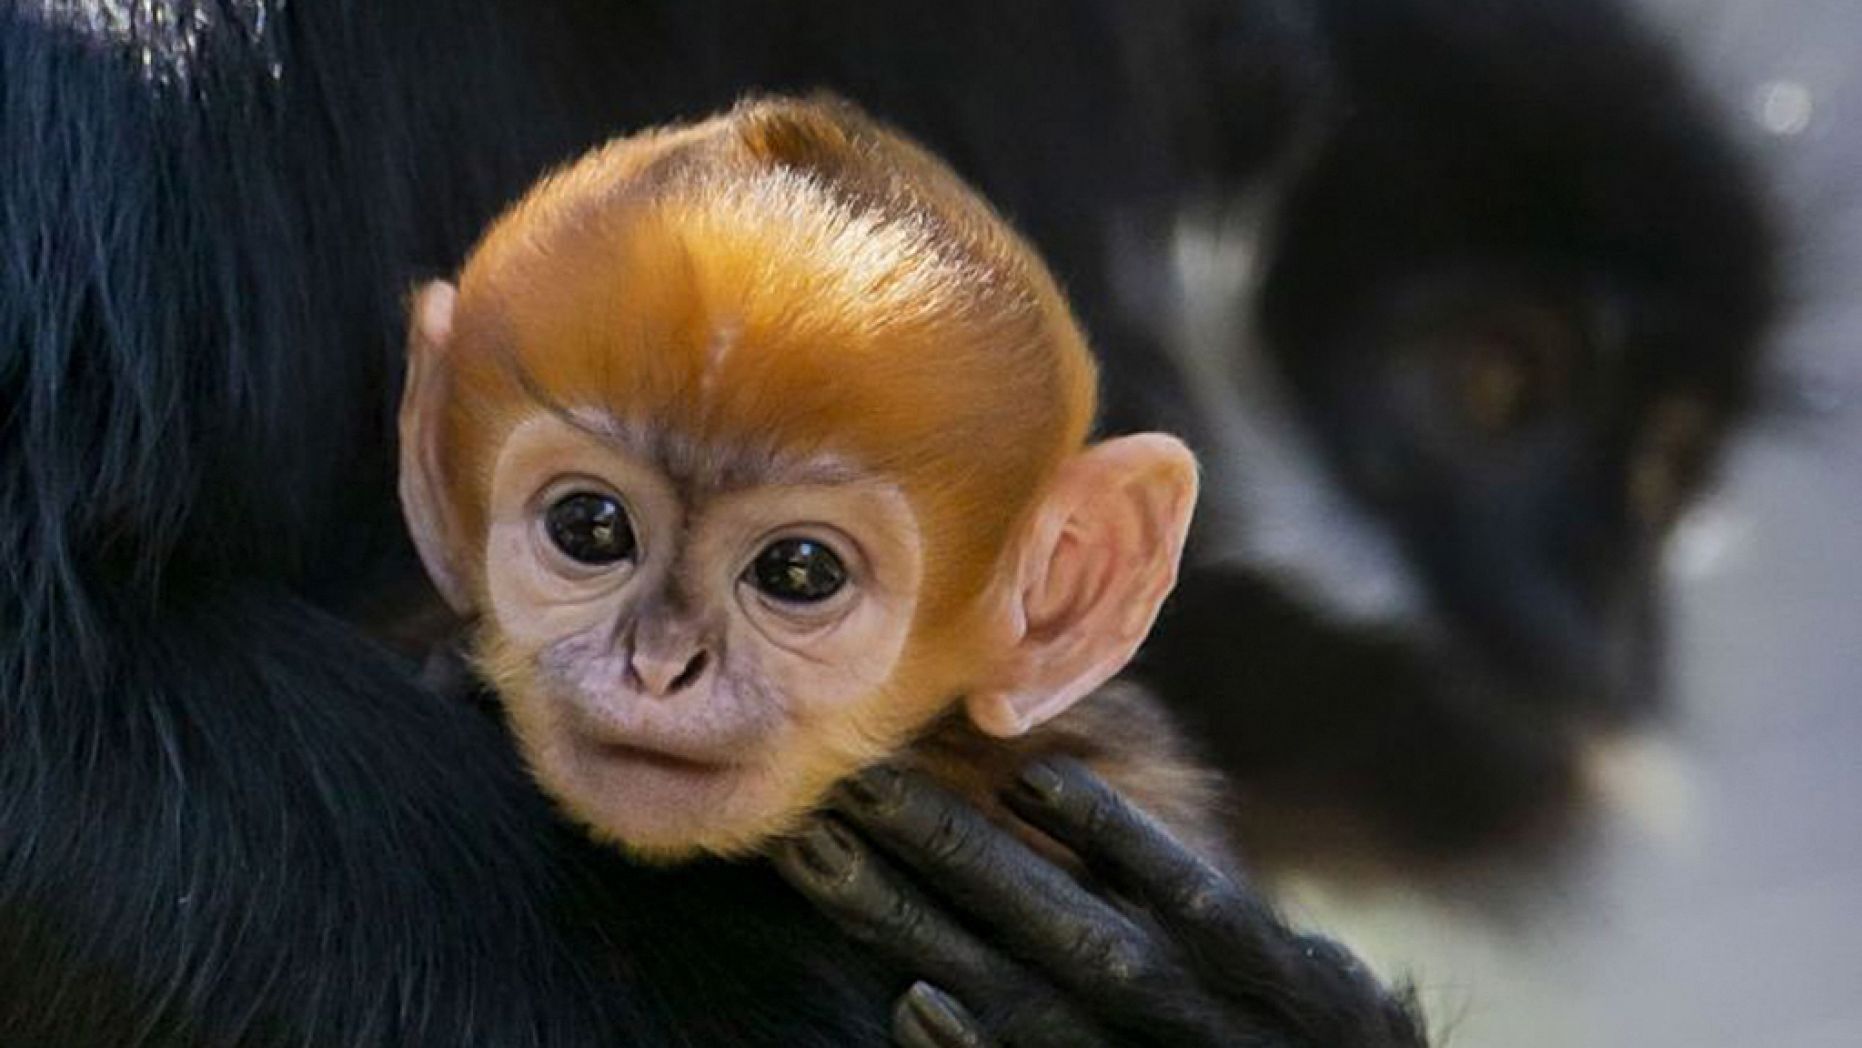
[398,280,476,614]
[965,434,1199,737]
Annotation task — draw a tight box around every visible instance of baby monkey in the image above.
[399,96,1224,863]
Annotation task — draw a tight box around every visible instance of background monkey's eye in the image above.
[544,492,635,565]
[1434,303,1579,439]
[748,538,847,603]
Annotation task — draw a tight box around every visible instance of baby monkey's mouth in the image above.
[543,670,771,771]
[592,739,736,775]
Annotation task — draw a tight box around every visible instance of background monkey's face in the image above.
[476,411,932,860]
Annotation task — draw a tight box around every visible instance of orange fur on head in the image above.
[441,98,1097,636]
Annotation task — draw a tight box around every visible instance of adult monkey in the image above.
[0,2,1416,1046]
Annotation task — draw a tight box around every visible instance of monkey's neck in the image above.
[898,681,1235,868]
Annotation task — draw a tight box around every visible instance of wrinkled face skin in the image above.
[478,412,927,860]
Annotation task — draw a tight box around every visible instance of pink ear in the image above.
[965,434,1198,737]
[398,280,476,614]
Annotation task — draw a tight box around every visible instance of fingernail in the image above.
[795,820,856,879]
[903,982,974,1046]
[839,765,903,811]
[1014,761,1065,806]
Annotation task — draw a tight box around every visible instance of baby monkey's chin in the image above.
[538,730,808,864]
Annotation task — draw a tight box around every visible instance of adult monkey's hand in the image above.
[773,757,1427,1047]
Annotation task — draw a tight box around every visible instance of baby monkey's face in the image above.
[477,411,932,861]
[398,101,1197,864]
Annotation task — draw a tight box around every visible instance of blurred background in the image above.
[1299,2,1862,1044]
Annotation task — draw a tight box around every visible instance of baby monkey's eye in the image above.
[544,491,636,565]
[748,538,847,603]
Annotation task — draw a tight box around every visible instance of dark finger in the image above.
[771,817,1024,1006]
[1005,757,1426,1045]
[891,983,993,1048]
[896,983,1124,1048]
[774,818,1126,1043]
[833,767,1170,1004]
[1001,756,1270,954]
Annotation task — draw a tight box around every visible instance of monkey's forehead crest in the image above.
[560,407,868,495]
[467,187,1079,480]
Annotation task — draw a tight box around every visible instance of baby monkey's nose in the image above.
[629,645,710,698]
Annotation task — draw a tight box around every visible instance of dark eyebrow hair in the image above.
[547,403,866,493]
[765,456,864,487]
